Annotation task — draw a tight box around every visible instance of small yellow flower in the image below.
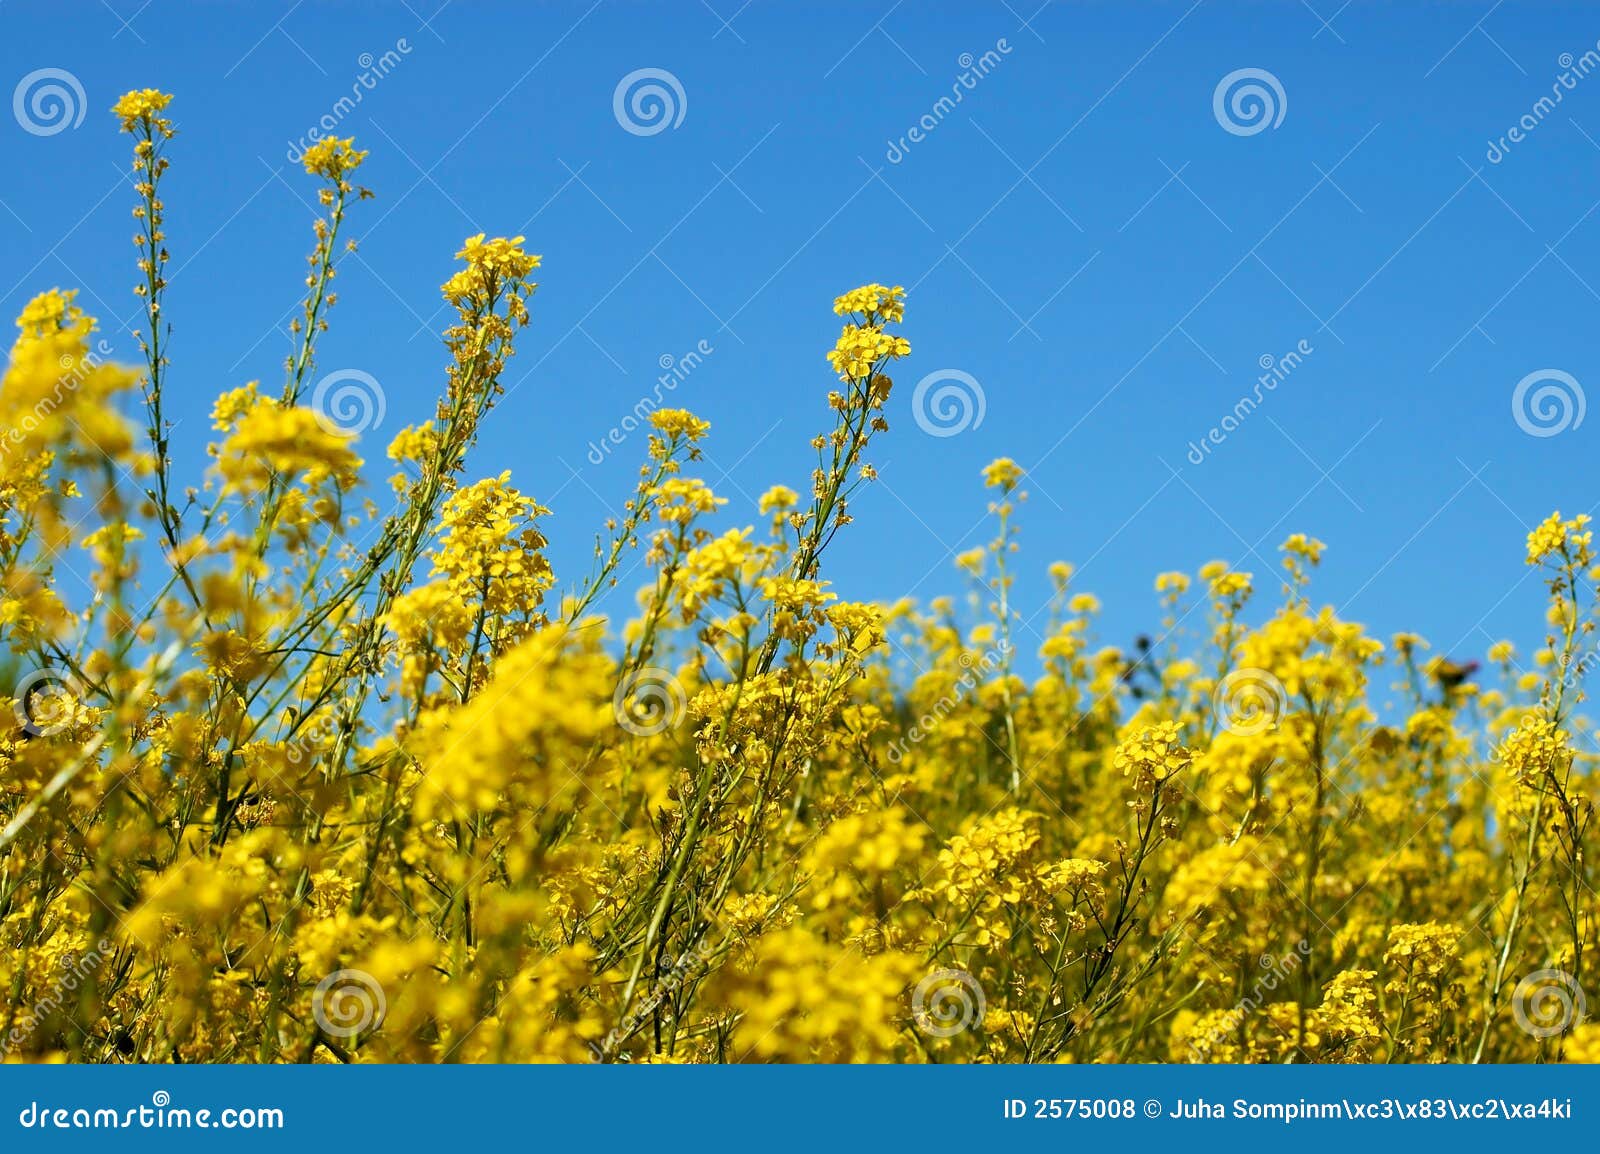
[300,136,368,180]
[981,457,1023,491]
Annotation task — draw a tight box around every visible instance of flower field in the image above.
[1,91,1595,1065]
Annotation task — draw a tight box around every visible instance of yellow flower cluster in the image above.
[112,88,174,132]
[441,233,541,306]
[300,136,368,180]
[825,322,911,382]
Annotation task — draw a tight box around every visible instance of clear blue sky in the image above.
[5,1,1598,692]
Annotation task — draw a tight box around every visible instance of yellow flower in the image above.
[648,408,711,441]
[758,484,798,514]
[832,283,905,321]
[825,322,910,381]
[213,398,361,494]
[1113,721,1193,787]
[301,136,368,180]
[112,88,174,132]
[981,457,1023,491]
[1526,510,1593,566]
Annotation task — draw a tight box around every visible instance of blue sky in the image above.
[4,1,1598,694]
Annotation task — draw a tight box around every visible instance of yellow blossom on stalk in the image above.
[408,625,613,819]
[678,527,755,616]
[804,807,926,910]
[1,290,138,472]
[1039,857,1106,901]
[647,408,711,442]
[1281,533,1325,564]
[925,809,1041,915]
[1383,922,1461,979]
[210,383,262,431]
[710,929,919,1061]
[112,88,174,132]
[300,136,368,179]
[825,601,886,654]
[825,317,911,381]
[760,575,834,614]
[758,484,798,515]
[1113,721,1192,787]
[1208,570,1253,599]
[432,473,552,608]
[981,456,1023,491]
[650,476,725,523]
[1496,713,1570,782]
[1526,511,1593,565]
[212,397,361,494]
[1155,571,1190,595]
[832,283,906,320]
[442,234,541,307]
